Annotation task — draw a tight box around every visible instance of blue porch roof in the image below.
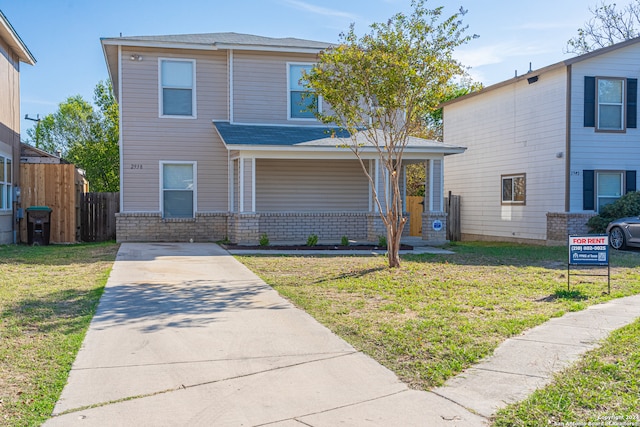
[213,122,350,146]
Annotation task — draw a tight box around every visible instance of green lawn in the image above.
[492,318,640,426]
[237,242,640,392]
[1,241,637,425]
[0,242,119,427]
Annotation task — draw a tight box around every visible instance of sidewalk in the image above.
[43,243,640,426]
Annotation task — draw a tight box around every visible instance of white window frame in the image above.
[501,173,526,205]
[596,77,625,131]
[596,170,624,212]
[287,62,321,120]
[158,58,197,119]
[160,161,197,218]
[0,155,11,211]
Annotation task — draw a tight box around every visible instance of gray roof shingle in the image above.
[214,122,349,146]
[213,122,465,154]
[111,32,331,50]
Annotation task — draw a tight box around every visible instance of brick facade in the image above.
[116,212,228,243]
[117,211,419,245]
[546,212,596,245]
[422,212,448,245]
[255,212,368,243]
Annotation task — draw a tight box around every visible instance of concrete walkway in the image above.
[44,243,640,426]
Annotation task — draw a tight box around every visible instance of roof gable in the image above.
[101,32,331,52]
[444,35,640,107]
[0,10,35,65]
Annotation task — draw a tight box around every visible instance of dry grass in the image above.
[237,242,640,390]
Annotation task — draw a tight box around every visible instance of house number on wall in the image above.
[130,164,143,169]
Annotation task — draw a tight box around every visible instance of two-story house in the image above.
[442,37,640,245]
[0,10,35,244]
[101,32,464,244]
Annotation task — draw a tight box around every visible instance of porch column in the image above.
[232,157,259,245]
[367,158,386,240]
[239,157,255,213]
[422,158,448,244]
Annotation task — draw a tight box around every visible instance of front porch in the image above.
[218,122,462,245]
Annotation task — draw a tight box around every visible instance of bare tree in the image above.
[567,0,640,54]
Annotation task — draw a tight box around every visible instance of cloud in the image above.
[282,0,359,21]
[455,41,555,68]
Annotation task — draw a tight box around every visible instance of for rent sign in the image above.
[568,235,609,265]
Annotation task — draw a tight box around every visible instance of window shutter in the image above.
[583,170,595,210]
[584,76,596,127]
[626,170,637,193]
[627,78,637,129]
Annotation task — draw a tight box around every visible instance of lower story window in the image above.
[597,171,623,211]
[161,162,196,218]
[501,173,526,205]
[0,156,11,211]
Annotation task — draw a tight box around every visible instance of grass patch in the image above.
[236,242,640,390]
[0,242,119,426]
[492,318,640,426]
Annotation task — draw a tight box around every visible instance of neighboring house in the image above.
[101,32,464,244]
[21,142,65,164]
[442,37,640,245]
[0,10,35,244]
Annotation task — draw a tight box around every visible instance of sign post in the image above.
[567,235,610,294]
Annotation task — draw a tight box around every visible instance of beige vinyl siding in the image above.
[444,66,567,241]
[256,159,369,211]
[0,37,20,243]
[120,47,229,212]
[0,36,20,153]
[233,51,321,125]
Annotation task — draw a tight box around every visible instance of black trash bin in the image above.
[26,206,52,245]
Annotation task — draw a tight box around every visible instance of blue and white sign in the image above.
[432,220,443,232]
[568,235,609,266]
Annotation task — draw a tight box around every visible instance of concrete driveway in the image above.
[44,243,482,426]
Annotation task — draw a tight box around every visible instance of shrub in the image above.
[259,233,270,247]
[341,235,349,246]
[377,234,387,248]
[587,191,640,233]
[306,233,319,247]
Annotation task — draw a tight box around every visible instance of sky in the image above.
[0,0,630,137]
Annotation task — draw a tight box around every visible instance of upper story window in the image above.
[584,76,637,131]
[597,78,624,131]
[0,156,12,211]
[288,63,319,120]
[160,59,196,118]
[501,173,526,205]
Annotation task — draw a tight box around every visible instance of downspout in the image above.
[565,64,572,212]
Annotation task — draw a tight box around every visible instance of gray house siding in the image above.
[232,51,320,125]
[120,47,229,213]
[255,159,369,212]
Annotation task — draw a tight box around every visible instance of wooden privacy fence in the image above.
[445,193,461,242]
[20,163,87,243]
[80,192,119,242]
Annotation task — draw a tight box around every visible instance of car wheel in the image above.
[609,227,627,250]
